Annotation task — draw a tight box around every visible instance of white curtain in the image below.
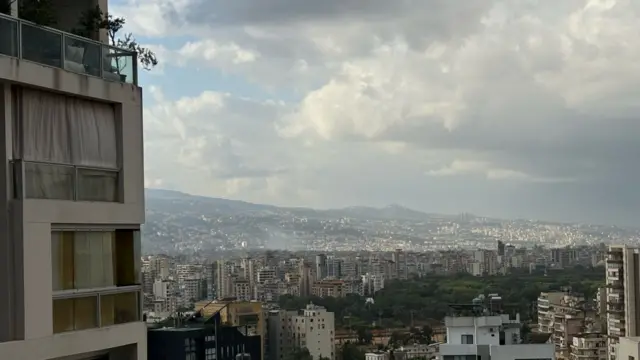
[21,89,117,169]
[74,232,114,289]
[22,90,71,164]
[67,98,118,169]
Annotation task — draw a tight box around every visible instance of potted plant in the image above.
[73,5,157,81]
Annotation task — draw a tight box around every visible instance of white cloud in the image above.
[128,0,640,224]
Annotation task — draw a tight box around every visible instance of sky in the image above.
[111,0,640,226]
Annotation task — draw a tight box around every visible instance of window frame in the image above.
[51,227,141,294]
[51,227,142,333]
[12,87,122,203]
[14,159,120,202]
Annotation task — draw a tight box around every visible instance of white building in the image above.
[0,0,146,358]
[365,352,388,360]
[268,304,335,360]
[605,245,640,360]
[440,304,555,360]
[616,337,640,360]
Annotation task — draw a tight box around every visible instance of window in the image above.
[17,88,118,202]
[205,348,216,360]
[52,230,141,333]
[53,296,98,333]
[52,230,140,291]
[461,334,474,344]
[185,338,196,360]
[100,291,139,326]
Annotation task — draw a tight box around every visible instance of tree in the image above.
[340,343,365,360]
[278,266,604,330]
[0,0,56,25]
[356,326,373,345]
[73,5,158,71]
[284,347,312,360]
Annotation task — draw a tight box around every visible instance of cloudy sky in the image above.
[112,0,640,225]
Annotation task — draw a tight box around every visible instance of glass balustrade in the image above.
[0,12,137,85]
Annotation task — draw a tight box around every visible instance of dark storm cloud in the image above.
[169,0,495,43]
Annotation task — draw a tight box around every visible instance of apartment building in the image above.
[268,304,336,360]
[536,291,587,360]
[0,0,145,359]
[605,245,640,360]
[570,333,607,360]
[538,292,567,333]
[440,303,555,360]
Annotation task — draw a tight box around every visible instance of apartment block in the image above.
[441,302,554,360]
[537,291,587,360]
[0,0,145,358]
[606,245,640,360]
[268,304,336,360]
[570,333,607,360]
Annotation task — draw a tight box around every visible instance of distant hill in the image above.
[145,188,430,220]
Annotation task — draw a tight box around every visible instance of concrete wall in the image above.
[0,322,146,360]
[490,344,555,360]
[0,52,145,358]
[618,337,640,360]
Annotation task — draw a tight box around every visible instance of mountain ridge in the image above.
[145,188,437,221]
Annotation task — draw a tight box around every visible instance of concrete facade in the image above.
[0,2,145,358]
[441,314,555,360]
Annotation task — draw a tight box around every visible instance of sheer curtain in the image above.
[22,89,71,164]
[67,98,117,169]
[20,89,118,200]
[74,232,114,289]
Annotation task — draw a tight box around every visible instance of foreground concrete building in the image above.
[0,0,145,358]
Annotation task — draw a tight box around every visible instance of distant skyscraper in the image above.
[315,254,327,280]
[498,240,505,256]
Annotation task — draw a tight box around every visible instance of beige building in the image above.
[0,0,146,358]
[268,304,336,360]
[570,333,607,360]
[537,291,589,360]
[606,246,640,360]
[538,292,569,333]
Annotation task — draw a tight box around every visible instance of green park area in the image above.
[278,265,604,329]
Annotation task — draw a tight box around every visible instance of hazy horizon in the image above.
[120,1,640,226]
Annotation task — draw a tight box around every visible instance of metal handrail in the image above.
[0,12,138,85]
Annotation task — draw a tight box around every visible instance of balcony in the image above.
[53,287,140,333]
[0,12,138,85]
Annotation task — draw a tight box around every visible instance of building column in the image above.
[0,83,23,342]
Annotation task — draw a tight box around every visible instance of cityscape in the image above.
[141,188,634,360]
[1,0,640,360]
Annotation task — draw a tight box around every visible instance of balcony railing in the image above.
[0,12,138,85]
[53,286,141,334]
[12,160,119,203]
